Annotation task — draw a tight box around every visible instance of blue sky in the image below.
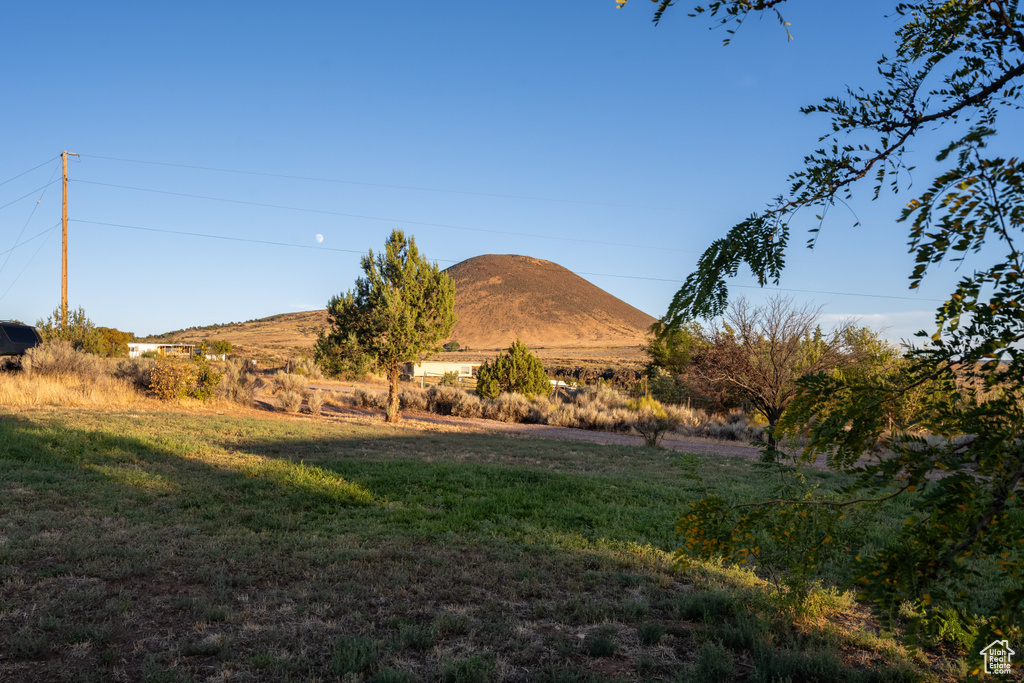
[1,2,1016,341]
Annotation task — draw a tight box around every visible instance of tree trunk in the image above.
[760,406,783,462]
[386,364,401,423]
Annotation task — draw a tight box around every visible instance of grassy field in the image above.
[0,405,962,682]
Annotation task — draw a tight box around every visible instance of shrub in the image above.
[279,389,303,413]
[584,633,616,657]
[149,360,195,401]
[579,383,626,411]
[353,388,388,410]
[442,341,460,352]
[451,392,483,418]
[476,339,551,399]
[626,395,667,416]
[439,371,459,387]
[324,390,352,409]
[308,388,324,416]
[427,385,463,416]
[689,640,734,683]
[114,357,157,391]
[634,413,681,447]
[190,354,222,402]
[288,356,323,380]
[22,341,103,380]
[526,395,557,424]
[663,403,707,429]
[274,371,308,396]
[400,387,428,411]
[549,403,580,428]
[485,392,532,423]
[219,359,260,405]
[637,622,666,646]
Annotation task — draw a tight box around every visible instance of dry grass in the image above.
[336,379,767,445]
[0,372,147,410]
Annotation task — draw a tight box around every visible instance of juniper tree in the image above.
[476,339,551,399]
[320,230,456,422]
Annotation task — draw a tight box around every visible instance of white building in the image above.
[128,342,196,359]
[403,361,479,379]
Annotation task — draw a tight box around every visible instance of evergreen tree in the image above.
[476,339,551,399]
[320,230,456,422]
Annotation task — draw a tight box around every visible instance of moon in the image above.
[315,234,324,243]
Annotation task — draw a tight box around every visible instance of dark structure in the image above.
[0,321,43,356]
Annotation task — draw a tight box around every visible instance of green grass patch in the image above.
[0,407,959,681]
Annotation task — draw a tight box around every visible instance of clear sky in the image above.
[1,2,1018,341]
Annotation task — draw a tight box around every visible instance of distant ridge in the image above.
[443,254,655,349]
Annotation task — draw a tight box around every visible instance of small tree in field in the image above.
[209,339,233,355]
[320,230,456,422]
[476,339,551,399]
[689,296,855,454]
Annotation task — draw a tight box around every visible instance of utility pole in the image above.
[61,150,78,328]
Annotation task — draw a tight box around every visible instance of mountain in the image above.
[149,254,655,361]
[442,254,655,349]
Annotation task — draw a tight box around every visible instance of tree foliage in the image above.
[95,327,134,358]
[320,230,457,421]
[623,0,1024,655]
[35,306,134,357]
[645,319,704,377]
[697,296,856,452]
[209,339,233,355]
[314,328,375,380]
[476,339,551,399]
[36,306,101,354]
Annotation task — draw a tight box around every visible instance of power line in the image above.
[80,153,704,213]
[0,179,61,213]
[0,161,61,280]
[74,219,367,255]
[71,178,706,254]
[0,156,60,189]
[69,178,909,272]
[0,223,59,305]
[76,218,943,303]
[0,223,61,258]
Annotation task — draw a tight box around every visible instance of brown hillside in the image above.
[149,255,654,362]
[146,310,329,364]
[443,254,656,349]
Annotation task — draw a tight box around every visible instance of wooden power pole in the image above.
[61,150,78,328]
